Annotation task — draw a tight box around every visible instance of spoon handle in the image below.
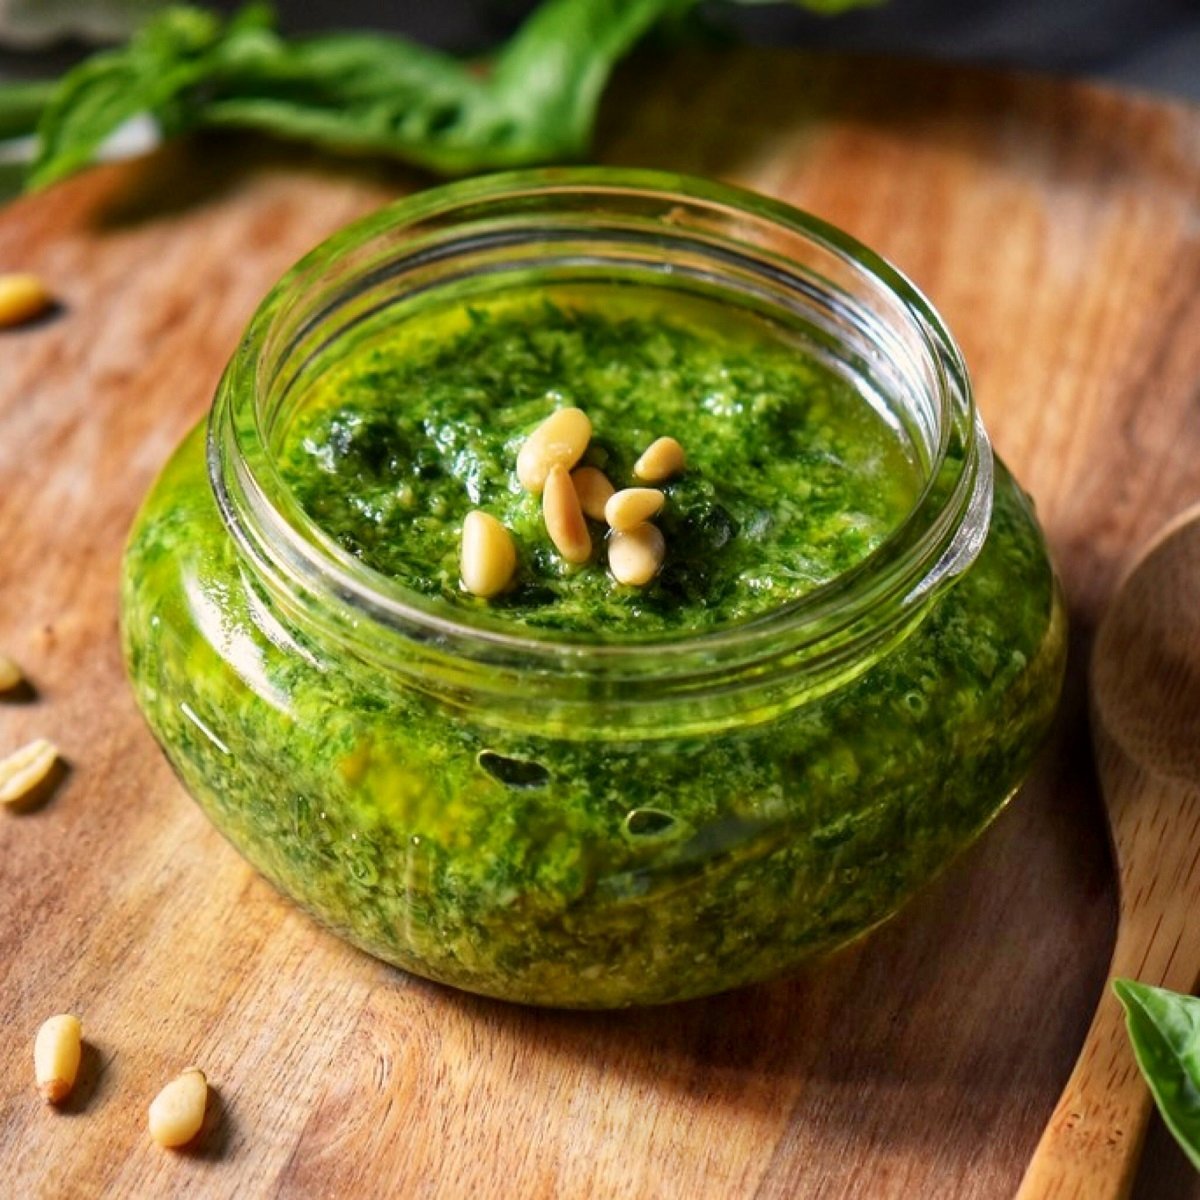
[1017,750,1200,1198]
[1015,977,1151,1200]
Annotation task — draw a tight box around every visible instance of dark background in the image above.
[221,0,1200,99]
[1,0,1198,99]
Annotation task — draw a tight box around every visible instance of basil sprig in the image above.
[0,0,879,191]
[1114,978,1200,1171]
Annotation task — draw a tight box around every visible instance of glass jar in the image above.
[120,169,1066,1008]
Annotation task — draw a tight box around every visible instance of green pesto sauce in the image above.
[120,286,1068,1007]
[278,290,922,634]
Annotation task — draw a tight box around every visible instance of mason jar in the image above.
[120,169,1066,1008]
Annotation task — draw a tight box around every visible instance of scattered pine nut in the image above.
[0,738,58,806]
[34,1014,82,1104]
[516,407,592,494]
[605,487,665,533]
[0,651,22,692]
[571,466,615,522]
[0,273,53,329]
[608,523,666,587]
[634,436,686,483]
[148,1067,208,1148]
[543,464,592,564]
[460,511,518,598]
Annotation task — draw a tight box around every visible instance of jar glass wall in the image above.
[121,170,1066,1007]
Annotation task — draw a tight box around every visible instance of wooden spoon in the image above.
[1018,503,1200,1199]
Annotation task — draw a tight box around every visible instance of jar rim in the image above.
[209,167,992,704]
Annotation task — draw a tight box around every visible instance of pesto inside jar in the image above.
[122,273,1066,1007]
[277,287,922,634]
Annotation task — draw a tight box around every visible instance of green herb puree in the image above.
[279,290,921,633]
[121,287,1066,1006]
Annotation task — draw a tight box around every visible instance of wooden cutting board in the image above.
[2,49,1199,1199]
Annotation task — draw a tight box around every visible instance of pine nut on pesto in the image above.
[570,466,615,522]
[604,487,665,533]
[120,171,1066,1007]
[633,436,686,483]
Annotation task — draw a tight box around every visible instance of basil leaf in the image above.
[198,0,684,174]
[194,33,503,175]
[28,4,278,189]
[1113,978,1200,1171]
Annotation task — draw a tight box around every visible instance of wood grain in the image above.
[1,51,1199,1199]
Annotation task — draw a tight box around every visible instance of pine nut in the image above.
[634,436,686,483]
[571,466,615,522]
[148,1067,208,1148]
[0,273,53,328]
[608,523,666,586]
[0,652,21,692]
[605,487,665,532]
[516,407,592,493]
[460,511,517,598]
[0,738,58,805]
[34,1014,81,1104]
[543,464,592,564]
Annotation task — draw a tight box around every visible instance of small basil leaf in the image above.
[1113,977,1200,1171]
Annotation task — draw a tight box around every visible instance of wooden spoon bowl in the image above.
[1018,503,1200,1199]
